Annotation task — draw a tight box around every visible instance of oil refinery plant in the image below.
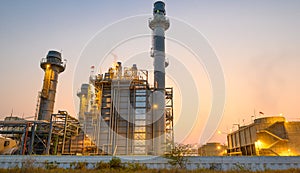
[0,1,174,156]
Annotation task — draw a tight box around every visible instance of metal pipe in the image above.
[62,114,68,154]
[29,123,36,154]
[46,118,53,154]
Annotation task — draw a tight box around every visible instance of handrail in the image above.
[40,58,66,68]
[259,129,288,141]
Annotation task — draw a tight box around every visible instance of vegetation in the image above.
[44,160,59,169]
[109,156,123,169]
[164,143,191,169]
[0,168,300,173]
[0,156,299,173]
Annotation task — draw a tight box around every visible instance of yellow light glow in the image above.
[281,149,292,156]
[255,140,263,149]
[153,104,158,109]
[46,64,50,68]
[217,146,221,150]
[217,130,221,134]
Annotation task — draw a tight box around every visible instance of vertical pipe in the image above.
[54,135,58,155]
[20,132,25,155]
[19,123,29,155]
[62,114,68,154]
[29,123,36,155]
[46,120,53,154]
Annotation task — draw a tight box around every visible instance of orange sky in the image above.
[1,1,300,144]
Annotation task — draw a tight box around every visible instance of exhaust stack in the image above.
[38,50,66,121]
[149,1,170,155]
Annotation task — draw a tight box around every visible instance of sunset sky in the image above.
[0,0,300,144]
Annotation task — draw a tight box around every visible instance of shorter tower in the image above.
[77,84,90,123]
[38,50,66,121]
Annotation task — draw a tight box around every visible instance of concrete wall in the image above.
[0,156,300,171]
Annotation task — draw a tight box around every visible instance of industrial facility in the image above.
[227,116,300,156]
[77,1,174,155]
[1,0,299,159]
[0,51,95,155]
[0,1,173,156]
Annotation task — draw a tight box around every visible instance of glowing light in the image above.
[217,146,221,150]
[218,130,229,135]
[46,64,50,68]
[281,149,292,156]
[255,140,263,149]
[153,104,158,109]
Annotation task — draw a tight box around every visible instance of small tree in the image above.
[165,143,191,169]
[109,157,123,169]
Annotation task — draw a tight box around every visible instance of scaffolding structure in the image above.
[0,111,95,155]
[78,63,174,155]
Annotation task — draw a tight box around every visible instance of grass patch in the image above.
[0,168,300,173]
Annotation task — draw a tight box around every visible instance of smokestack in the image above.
[38,50,66,121]
[149,1,170,155]
[149,1,169,90]
[77,84,89,123]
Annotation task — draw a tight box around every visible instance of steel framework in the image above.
[0,111,93,155]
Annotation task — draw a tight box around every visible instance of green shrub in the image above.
[44,160,59,169]
[69,161,87,170]
[109,157,123,169]
[95,161,110,169]
[126,162,147,171]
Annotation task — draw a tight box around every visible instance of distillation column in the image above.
[38,50,66,121]
[149,1,170,155]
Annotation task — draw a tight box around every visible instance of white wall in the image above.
[0,156,300,171]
